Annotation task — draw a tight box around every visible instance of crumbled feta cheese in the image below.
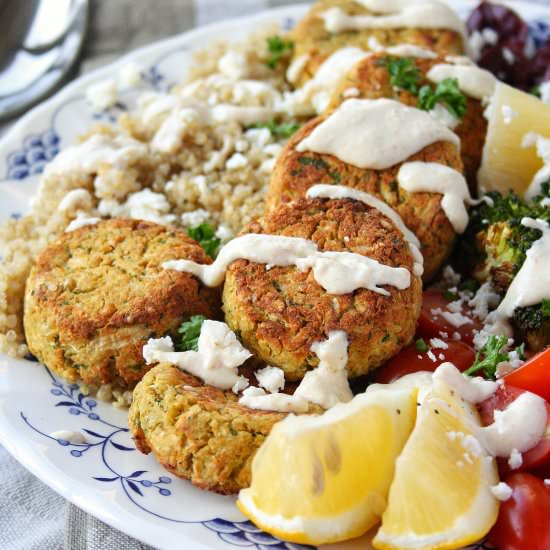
[142,321,251,392]
[226,152,248,170]
[181,209,210,227]
[117,62,142,88]
[113,188,176,225]
[218,50,249,80]
[239,386,308,413]
[430,338,449,349]
[491,482,513,501]
[427,350,437,362]
[85,79,118,110]
[342,87,360,98]
[442,265,461,286]
[544,479,550,486]
[540,81,550,104]
[244,128,272,148]
[468,282,500,321]
[215,224,233,243]
[501,104,517,125]
[49,430,88,444]
[255,366,285,394]
[502,47,515,65]
[508,448,523,470]
[431,307,473,328]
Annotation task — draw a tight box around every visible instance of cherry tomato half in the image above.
[478,384,550,475]
[488,472,550,550]
[417,290,482,345]
[374,340,475,384]
[504,347,550,402]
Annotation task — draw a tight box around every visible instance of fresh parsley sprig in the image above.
[265,36,293,69]
[176,315,206,352]
[187,223,221,259]
[464,335,524,379]
[418,78,467,119]
[384,58,421,94]
[247,119,301,138]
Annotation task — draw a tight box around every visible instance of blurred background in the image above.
[0,0,297,126]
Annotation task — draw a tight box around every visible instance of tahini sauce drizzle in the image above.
[487,218,550,336]
[306,184,424,277]
[397,162,471,233]
[163,233,411,295]
[319,2,467,39]
[427,64,497,100]
[296,99,460,170]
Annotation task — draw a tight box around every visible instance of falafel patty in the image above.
[290,0,464,87]
[223,197,422,381]
[266,116,463,281]
[129,363,287,495]
[24,219,220,388]
[326,52,487,192]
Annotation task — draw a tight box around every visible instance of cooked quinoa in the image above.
[0,26,297,367]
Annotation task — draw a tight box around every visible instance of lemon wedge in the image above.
[478,82,550,196]
[237,386,418,545]
[373,385,499,550]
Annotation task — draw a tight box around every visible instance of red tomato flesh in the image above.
[478,384,550,475]
[374,340,475,384]
[488,472,550,550]
[417,289,482,345]
[504,347,550,402]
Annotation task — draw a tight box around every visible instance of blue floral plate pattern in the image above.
[0,2,549,549]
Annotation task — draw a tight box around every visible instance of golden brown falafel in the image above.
[326,52,487,191]
[129,363,288,495]
[290,0,464,87]
[24,219,220,388]
[266,115,463,281]
[223,197,422,381]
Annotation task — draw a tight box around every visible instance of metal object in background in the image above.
[0,0,89,121]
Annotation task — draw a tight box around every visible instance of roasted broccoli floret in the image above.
[465,185,550,292]
[461,183,550,350]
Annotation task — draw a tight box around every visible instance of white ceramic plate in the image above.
[1,3,549,549]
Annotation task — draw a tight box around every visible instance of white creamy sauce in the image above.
[429,103,460,130]
[296,99,459,170]
[163,233,411,296]
[255,366,285,394]
[45,134,147,177]
[283,48,370,116]
[286,54,310,84]
[397,162,471,233]
[487,218,550,335]
[65,216,100,232]
[58,188,93,213]
[523,132,550,200]
[49,430,88,444]
[319,2,466,38]
[433,363,498,403]
[306,184,424,276]
[480,392,548,457]
[294,331,353,409]
[427,64,497,100]
[239,387,309,413]
[142,322,250,392]
[385,44,438,59]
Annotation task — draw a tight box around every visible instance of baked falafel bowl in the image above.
[1,1,550,549]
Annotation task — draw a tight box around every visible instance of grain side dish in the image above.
[3,0,550,548]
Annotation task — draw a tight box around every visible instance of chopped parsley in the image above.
[384,57,421,94]
[541,298,550,318]
[176,315,206,352]
[530,85,541,99]
[265,36,293,69]
[187,223,221,259]
[247,119,300,138]
[415,338,429,353]
[417,78,467,119]
[297,156,328,170]
[464,335,523,379]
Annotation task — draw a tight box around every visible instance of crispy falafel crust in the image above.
[24,219,220,388]
[291,0,464,87]
[223,198,422,381]
[129,363,287,495]
[327,53,487,192]
[266,116,463,282]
